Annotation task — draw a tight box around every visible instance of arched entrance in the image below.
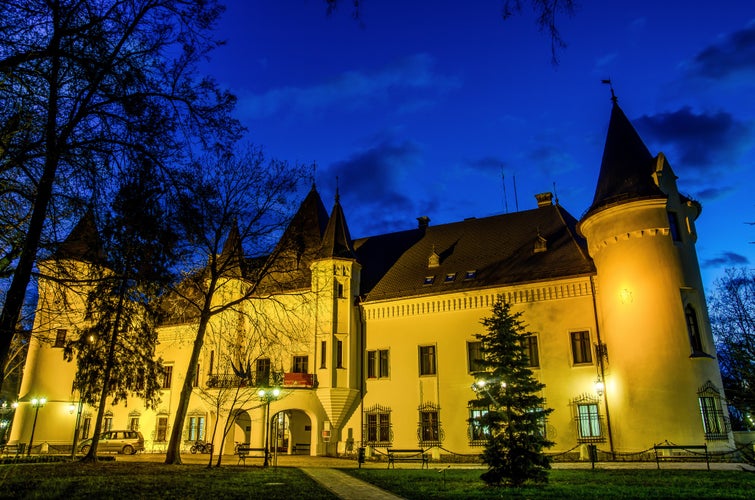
[275,409,312,455]
[225,410,251,454]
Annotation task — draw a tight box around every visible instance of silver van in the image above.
[79,430,144,455]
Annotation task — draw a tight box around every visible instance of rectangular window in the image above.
[162,365,173,389]
[379,349,389,378]
[188,416,205,441]
[336,340,344,368]
[366,412,391,444]
[156,416,168,442]
[293,355,309,374]
[420,411,440,443]
[577,403,601,439]
[192,364,200,387]
[668,211,682,242]
[570,331,593,364]
[469,409,489,442]
[53,329,67,348]
[419,345,437,375]
[81,417,91,439]
[320,341,327,369]
[336,282,344,298]
[129,417,139,431]
[367,350,390,379]
[103,416,112,432]
[686,305,705,354]
[255,358,271,385]
[699,396,725,439]
[524,335,540,368]
[467,341,484,373]
[209,350,214,375]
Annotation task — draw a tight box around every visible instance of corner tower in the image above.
[310,190,362,455]
[578,100,731,450]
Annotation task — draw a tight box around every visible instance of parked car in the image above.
[79,430,144,455]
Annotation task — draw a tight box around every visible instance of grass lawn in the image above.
[0,462,337,499]
[344,467,755,499]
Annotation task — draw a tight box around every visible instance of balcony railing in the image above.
[283,372,317,388]
[205,371,317,389]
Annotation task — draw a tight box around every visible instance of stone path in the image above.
[301,467,404,500]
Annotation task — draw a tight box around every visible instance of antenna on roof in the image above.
[513,174,519,212]
[335,175,340,202]
[601,78,617,104]
[501,166,509,214]
[311,161,317,188]
[553,181,559,205]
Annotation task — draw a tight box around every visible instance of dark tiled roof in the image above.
[55,209,106,264]
[355,204,594,301]
[318,194,356,259]
[584,101,665,218]
[258,186,330,291]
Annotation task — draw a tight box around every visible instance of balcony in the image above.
[283,372,317,388]
[205,371,282,389]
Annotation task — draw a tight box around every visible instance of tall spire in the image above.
[55,209,106,264]
[218,218,245,275]
[583,100,664,218]
[319,190,356,260]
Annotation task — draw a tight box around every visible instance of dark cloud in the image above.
[689,22,755,79]
[323,138,425,236]
[464,156,505,173]
[694,186,735,201]
[703,251,750,268]
[634,107,752,170]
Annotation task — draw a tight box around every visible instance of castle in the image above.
[9,100,733,458]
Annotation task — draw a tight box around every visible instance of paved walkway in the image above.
[301,467,404,500]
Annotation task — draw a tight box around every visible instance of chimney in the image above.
[535,192,553,207]
[417,216,430,230]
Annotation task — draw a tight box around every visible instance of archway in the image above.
[279,409,312,455]
[225,410,251,455]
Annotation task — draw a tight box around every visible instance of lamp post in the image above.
[27,397,46,456]
[257,387,280,467]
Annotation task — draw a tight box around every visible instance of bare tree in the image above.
[710,267,755,430]
[163,146,307,465]
[0,0,240,387]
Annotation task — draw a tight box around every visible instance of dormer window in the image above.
[534,234,547,253]
[444,273,456,283]
[423,276,436,286]
[464,270,477,280]
[428,247,440,268]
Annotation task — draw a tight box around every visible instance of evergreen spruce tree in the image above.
[470,297,554,486]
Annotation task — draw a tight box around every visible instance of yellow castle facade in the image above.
[9,101,733,458]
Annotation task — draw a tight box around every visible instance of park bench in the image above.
[654,443,709,470]
[0,443,25,457]
[387,448,429,469]
[236,445,268,465]
[293,442,311,455]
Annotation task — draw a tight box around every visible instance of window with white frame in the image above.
[188,415,205,441]
[418,402,442,446]
[570,331,593,365]
[419,345,437,375]
[467,341,484,373]
[468,408,489,445]
[523,334,540,368]
[572,394,604,443]
[364,405,392,445]
[367,349,389,379]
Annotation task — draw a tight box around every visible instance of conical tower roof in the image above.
[318,191,356,260]
[259,185,330,290]
[583,101,665,218]
[55,209,106,264]
[218,219,245,276]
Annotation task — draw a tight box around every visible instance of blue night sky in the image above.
[203,1,755,292]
